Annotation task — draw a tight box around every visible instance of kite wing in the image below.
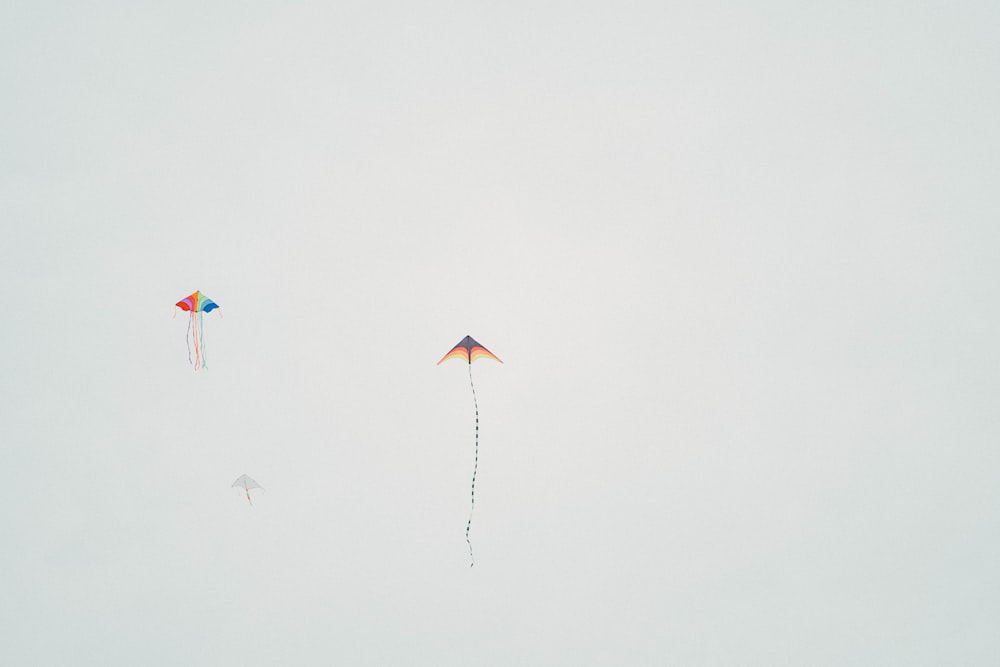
[176,291,219,313]
[232,474,263,490]
[437,335,502,365]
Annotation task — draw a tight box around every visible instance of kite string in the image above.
[466,361,479,567]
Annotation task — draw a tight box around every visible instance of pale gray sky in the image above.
[2,1,999,665]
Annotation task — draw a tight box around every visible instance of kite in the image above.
[438,335,502,566]
[174,291,220,370]
[232,474,263,506]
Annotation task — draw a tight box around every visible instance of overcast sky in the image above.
[2,1,999,665]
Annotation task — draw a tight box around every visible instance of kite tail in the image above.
[246,488,253,506]
[198,311,207,369]
[466,362,479,567]
[186,312,194,367]
[193,310,201,369]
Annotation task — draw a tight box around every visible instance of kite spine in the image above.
[467,361,478,567]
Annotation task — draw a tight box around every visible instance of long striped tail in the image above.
[466,362,479,567]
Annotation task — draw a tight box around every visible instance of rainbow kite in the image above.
[438,335,502,566]
[174,291,220,370]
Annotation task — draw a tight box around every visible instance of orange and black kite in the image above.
[438,335,502,566]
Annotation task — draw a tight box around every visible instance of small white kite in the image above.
[232,474,264,506]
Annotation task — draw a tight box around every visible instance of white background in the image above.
[2,1,998,664]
